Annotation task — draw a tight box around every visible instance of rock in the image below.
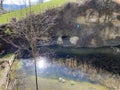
[70,36,79,45]
[1,65,5,69]
[116,48,120,53]
[57,36,63,45]
[89,18,98,23]
[117,15,120,20]
[58,77,62,82]
[61,79,66,83]
[58,77,66,83]
[0,61,6,70]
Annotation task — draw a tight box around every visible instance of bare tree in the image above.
[11,13,50,90]
[0,16,39,90]
[0,3,53,89]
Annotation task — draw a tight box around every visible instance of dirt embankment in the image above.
[0,54,15,90]
[0,1,120,53]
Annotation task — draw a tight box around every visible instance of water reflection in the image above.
[22,56,89,82]
[36,57,47,69]
[19,55,120,90]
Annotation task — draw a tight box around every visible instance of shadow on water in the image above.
[39,45,120,74]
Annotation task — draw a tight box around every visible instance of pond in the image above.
[16,46,120,90]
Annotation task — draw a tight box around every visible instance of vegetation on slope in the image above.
[0,0,74,24]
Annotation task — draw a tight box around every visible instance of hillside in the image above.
[0,0,74,24]
[1,1,120,49]
[0,1,120,90]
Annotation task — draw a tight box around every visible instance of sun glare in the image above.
[37,57,46,69]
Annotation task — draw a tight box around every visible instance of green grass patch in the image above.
[9,59,23,79]
[0,74,2,78]
[0,53,14,59]
[22,76,109,90]
[11,60,23,71]
[0,0,75,24]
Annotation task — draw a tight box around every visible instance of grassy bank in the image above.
[0,54,22,90]
[0,0,75,24]
[21,76,109,90]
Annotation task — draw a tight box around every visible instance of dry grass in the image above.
[77,63,120,90]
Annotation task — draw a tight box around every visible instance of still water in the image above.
[22,56,89,82]
[17,46,120,90]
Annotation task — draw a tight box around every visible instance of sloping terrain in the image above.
[0,0,75,24]
[0,0,120,55]
[0,1,120,90]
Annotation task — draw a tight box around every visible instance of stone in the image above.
[58,77,62,82]
[70,36,79,45]
[117,15,120,20]
[57,36,63,45]
[58,77,66,83]
[61,79,65,83]
[89,18,98,23]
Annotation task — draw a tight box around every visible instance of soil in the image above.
[0,55,15,90]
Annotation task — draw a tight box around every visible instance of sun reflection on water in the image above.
[36,57,47,69]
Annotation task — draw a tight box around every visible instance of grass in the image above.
[0,53,14,62]
[11,60,23,71]
[0,0,75,25]
[0,53,23,90]
[0,53,14,58]
[77,62,120,90]
[21,76,109,90]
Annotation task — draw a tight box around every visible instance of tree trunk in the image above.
[31,43,39,90]
[0,0,3,10]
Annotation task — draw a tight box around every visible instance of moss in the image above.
[4,28,16,35]
[4,28,12,35]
